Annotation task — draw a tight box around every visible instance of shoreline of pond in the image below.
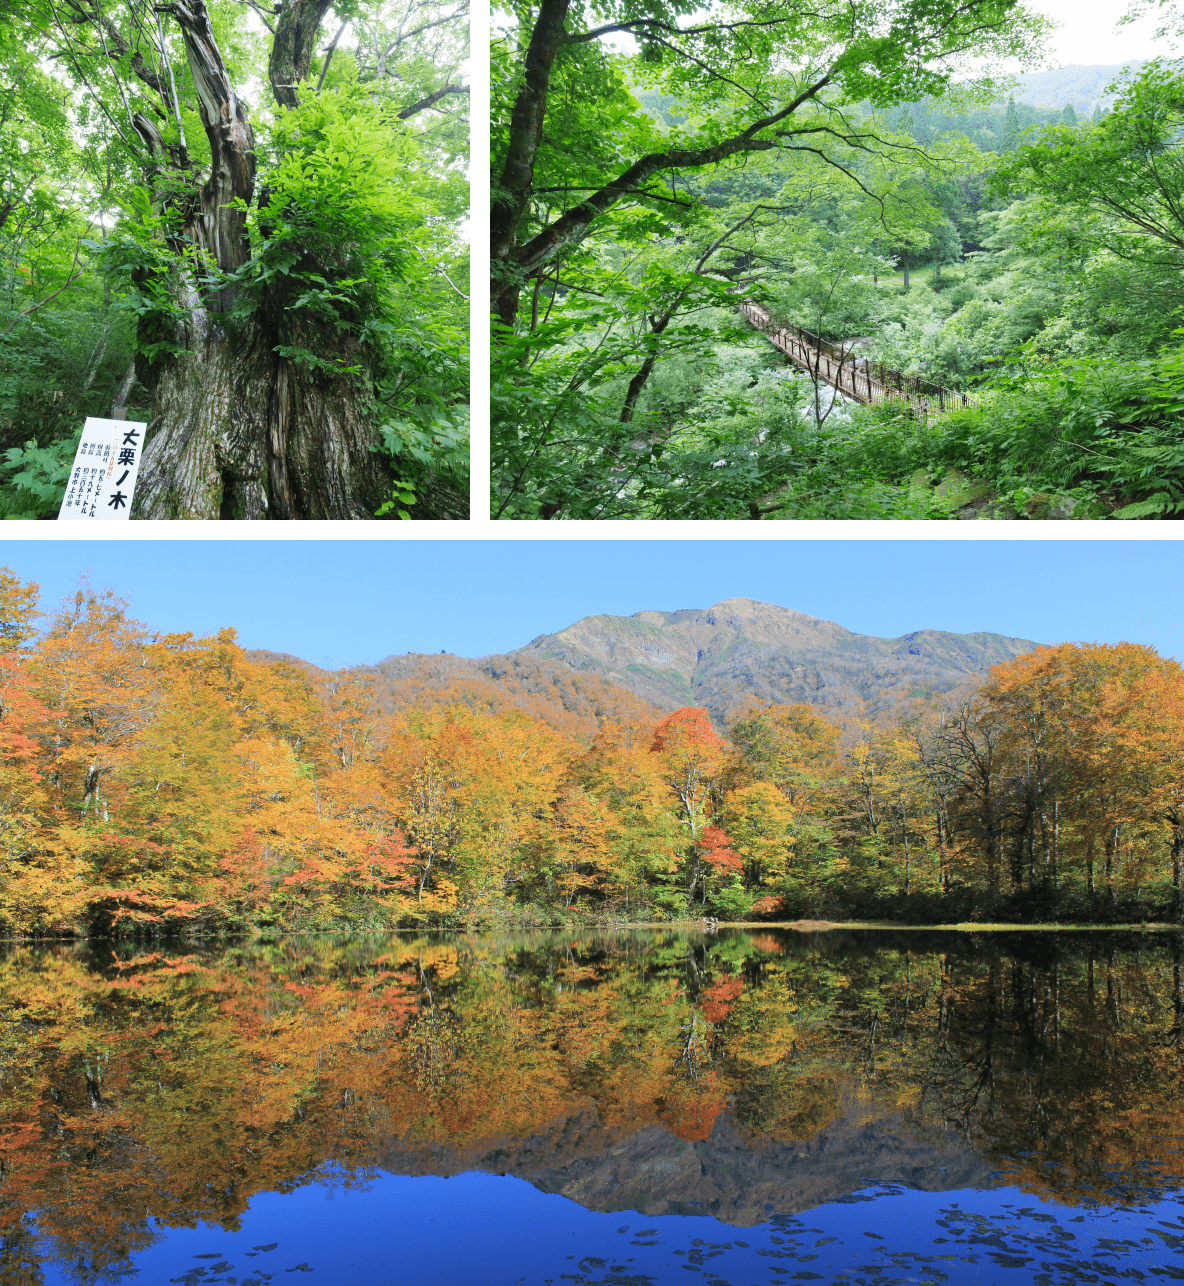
[3,917,1183,943]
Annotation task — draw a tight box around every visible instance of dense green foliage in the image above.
[492,0,1183,520]
[0,0,468,519]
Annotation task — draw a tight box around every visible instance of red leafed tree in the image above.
[650,707,722,756]
[649,709,725,835]
[697,825,742,875]
[700,976,745,1023]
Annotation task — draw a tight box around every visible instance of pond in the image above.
[1,929,1182,1285]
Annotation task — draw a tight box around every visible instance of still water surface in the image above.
[1,929,1182,1285]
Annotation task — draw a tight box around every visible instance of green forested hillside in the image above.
[491,3,1184,521]
[1008,61,1145,114]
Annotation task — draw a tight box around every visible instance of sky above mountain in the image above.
[1019,0,1162,65]
[0,540,1178,669]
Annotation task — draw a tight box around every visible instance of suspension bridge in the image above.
[738,299,974,415]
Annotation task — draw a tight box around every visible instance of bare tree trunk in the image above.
[111,361,137,417]
[1052,798,1060,889]
[268,0,335,108]
[1169,811,1182,920]
[902,815,911,895]
[620,352,661,426]
[1173,950,1182,1047]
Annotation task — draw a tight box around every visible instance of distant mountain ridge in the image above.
[250,599,1042,732]
[507,598,1041,723]
[1009,62,1144,114]
[246,648,665,741]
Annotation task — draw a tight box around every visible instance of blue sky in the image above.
[0,540,1178,668]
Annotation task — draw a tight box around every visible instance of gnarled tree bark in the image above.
[123,0,395,519]
[49,0,467,518]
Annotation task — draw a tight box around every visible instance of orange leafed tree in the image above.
[649,708,737,905]
[2,564,1183,937]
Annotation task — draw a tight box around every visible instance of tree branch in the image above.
[315,18,348,93]
[509,73,833,286]
[62,0,176,102]
[2,241,85,334]
[566,15,800,44]
[411,245,469,301]
[397,82,468,118]
[531,185,693,207]
[228,0,275,33]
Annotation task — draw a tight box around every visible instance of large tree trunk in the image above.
[127,0,397,519]
[134,325,394,519]
[491,0,572,327]
[268,0,335,109]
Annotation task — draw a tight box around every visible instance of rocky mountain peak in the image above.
[511,600,1040,722]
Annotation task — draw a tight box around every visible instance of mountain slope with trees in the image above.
[491,0,1184,522]
[508,598,1040,721]
[248,648,669,740]
[1008,62,1144,113]
[256,597,1039,730]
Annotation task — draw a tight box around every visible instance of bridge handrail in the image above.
[738,299,978,413]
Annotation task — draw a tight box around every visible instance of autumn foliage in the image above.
[0,931,1181,1280]
[0,570,1183,937]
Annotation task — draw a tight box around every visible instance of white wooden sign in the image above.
[58,418,147,520]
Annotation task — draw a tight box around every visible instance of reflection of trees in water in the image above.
[1,931,1183,1276]
[0,1222,45,1286]
[673,1012,710,1085]
[408,1009,467,1094]
[905,940,1184,1205]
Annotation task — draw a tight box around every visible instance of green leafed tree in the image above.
[1000,95,1020,152]
[996,60,1184,275]
[928,216,963,282]
[19,0,468,519]
[492,0,1048,324]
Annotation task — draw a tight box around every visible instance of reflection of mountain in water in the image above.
[529,1107,992,1223]
[381,1101,991,1225]
[2,929,1182,1283]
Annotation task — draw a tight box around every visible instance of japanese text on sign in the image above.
[58,419,147,520]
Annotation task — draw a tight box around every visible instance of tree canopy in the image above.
[0,567,1181,937]
[491,0,1184,521]
[0,0,469,518]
